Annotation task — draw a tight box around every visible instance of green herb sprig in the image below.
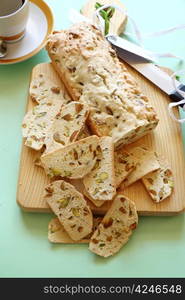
[95,2,115,35]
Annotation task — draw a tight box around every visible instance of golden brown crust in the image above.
[46,22,159,148]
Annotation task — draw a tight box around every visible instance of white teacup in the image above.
[0,0,29,43]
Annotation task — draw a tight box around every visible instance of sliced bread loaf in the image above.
[45,180,93,241]
[46,22,158,149]
[89,194,138,257]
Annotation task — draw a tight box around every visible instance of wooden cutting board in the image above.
[17,62,185,216]
[16,0,185,216]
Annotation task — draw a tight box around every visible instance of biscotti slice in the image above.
[41,135,99,179]
[29,72,71,105]
[45,102,89,153]
[46,22,158,149]
[89,194,138,257]
[122,147,160,188]
[114,148,139,188]
[83,189,106,207]
[22,101,63,150]
[48,216,102,243]
[83,136,116,201]
[45,180,93,241]
[141,159,174,202]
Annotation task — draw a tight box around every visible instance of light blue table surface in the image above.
[0,0,185,277]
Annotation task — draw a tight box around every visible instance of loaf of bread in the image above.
[89,194,138,257]
[48,216,102,243]
[46,22,158,149]
[45,102,89,153]
[142,158,174,202]
[45,180,93,241]
[41,135,100,179]
[83,136,116,201]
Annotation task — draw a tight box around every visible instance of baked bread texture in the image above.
[22,72,71,151]
[121,147,160,188]
[45,180,93,241]
[142,158,174,202]
[114,148,138,187]
[89,194,138,257]
[83,136,116,201]
[41,135,100,179]
[45,101,89,153]
[46,22,159,149]
[48,216,102,243]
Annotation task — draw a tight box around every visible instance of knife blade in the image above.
[106,35,185,108]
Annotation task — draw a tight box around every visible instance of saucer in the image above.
[0,0,54,65]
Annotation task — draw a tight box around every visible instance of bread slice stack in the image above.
[21,22,175,258]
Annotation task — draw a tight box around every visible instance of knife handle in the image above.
[169,84,185,108]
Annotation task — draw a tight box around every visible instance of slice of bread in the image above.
[46,22,158,149]
[22,72,72,151]
[48,216,102,243]
[121,147,160,188]
[22,101,62,150]
[29,72,71,105]
[45,102,89,153]
[45,180,93,241]
[83,136,116,201]
[141,158,174,202]
[114,148,138,188]
[41,135,100,179]
[89,194,138,257]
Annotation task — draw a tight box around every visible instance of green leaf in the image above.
[95,2,115,35]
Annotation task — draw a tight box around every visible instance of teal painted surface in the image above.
[0,0,185,277]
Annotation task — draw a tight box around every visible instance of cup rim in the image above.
[0,0,28,19]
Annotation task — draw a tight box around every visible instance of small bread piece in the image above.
[141,159,174,202]
[83,137,116,201]
[45,102,89,153]
[46,22,158,149]
[89,194,138,257]
[34,147,45,168]
[45,180,93,241]
[41,135,99,179]
[114,148,138,188]
[48,216,102,243]
[122,147,160,188]
[29,72,71,105]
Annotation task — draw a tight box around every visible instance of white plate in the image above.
[0,0,54,64]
